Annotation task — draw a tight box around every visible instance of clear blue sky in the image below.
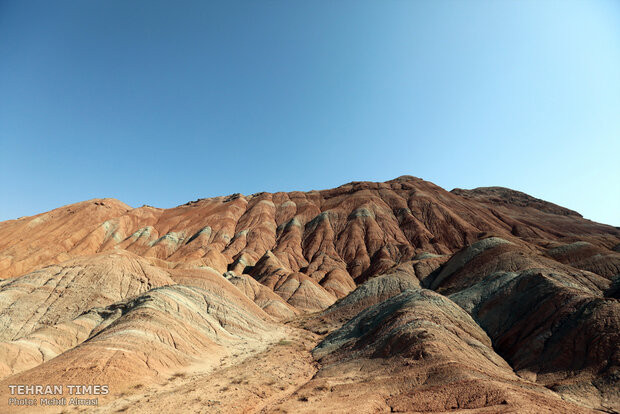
[1,0,619,226]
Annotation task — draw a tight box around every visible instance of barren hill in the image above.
[0,176,618,413]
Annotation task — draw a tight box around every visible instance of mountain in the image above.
[0,176,618,413]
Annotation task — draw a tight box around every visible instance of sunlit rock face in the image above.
[0,176,618,413]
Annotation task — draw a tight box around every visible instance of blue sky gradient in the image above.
[1,0,619,225]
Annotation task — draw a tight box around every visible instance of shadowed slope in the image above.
[441,240,619,412]
[269,289,590,413]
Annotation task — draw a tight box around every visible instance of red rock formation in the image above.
[0,176,618,413]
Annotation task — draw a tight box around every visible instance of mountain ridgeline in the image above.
[0,176,618,413]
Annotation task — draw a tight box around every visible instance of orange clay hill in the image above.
[0,176,618,413]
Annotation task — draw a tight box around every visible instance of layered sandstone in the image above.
[0,176,618,413]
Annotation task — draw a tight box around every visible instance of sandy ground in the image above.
[53,323,320,414]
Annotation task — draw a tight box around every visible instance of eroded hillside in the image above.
[0,176,618,413]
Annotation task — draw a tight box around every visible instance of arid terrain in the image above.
[0,176,618,413]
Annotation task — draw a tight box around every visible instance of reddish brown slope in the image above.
[2,176,618,289]
[452,186,619,248]
[0,199,131,278]
[0,176,619,413]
